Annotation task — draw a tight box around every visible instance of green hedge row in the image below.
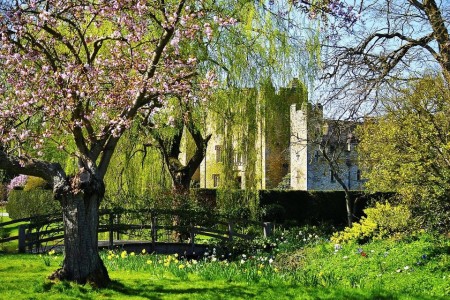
[195,189,389,227]
[6,189,60,219]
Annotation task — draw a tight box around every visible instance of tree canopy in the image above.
[357,75,450,230]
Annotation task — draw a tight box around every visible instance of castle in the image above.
[180,80,364,191]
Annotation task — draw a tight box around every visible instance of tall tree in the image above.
[0,0,225,286]
[357,75,450,231]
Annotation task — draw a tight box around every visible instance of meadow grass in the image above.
[0,232,449,299]
[0,253,416,300]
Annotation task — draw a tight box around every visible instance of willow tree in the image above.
[205,2,318,192]
[144,1,319,194]
[0,0,227,286]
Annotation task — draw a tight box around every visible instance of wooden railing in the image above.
[0,209,273,253]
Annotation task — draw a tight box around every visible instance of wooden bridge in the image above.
[0,209,273,255]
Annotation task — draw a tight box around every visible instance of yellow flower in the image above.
[107,255,113,260]
[257,270,262,275]
[164,262,170,267]
[130,252,135,256]
[274,268,279,273]
[121,251,127,259]
[178,264,185,269]
[146,260,152,264]
[174,259,179,264]
[259,264,264,269]
[174,253,179,258]
[142,249,146,254]
[48,250,55,256]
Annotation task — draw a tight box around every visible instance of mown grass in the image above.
[0,232,449,299]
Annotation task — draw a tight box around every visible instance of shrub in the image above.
[262,204,286,223]
[6,189,60,219]
[216,189,260,220]
[331,202,412,244]
[24,176,50,191]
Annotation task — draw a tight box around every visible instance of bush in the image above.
[216,189,260,220]
[262,204,286,223]
[23,176,50,191]
[6,190,60,219]
[331,202,412,244]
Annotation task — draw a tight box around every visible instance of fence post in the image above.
[263,222,273,238]
[116,213,120,241]
[151,214,157,249]
[109,212,114,249]
[18,225,26,253]
[189,222,195,253]
[228,221,234,242]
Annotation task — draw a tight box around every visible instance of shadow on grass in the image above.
[105,280,257,299]
[104,280,444,300]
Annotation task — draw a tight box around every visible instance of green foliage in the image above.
[357,75,450,231]
[0,184,7,203]
[260,190,368,227]
[216,189,260,220]
[6,190,59,219]
[102,127,172,209]
[331,202,412,244]
[23,177,49,191]
[262,203,286,223]
[1,231,450,299]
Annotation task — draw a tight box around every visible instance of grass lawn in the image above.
[0,251,447,300]
[1,219,449,299]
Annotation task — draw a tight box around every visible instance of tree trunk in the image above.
[344,190,353,228]
[50,189,110,287]
[172,173,191,242]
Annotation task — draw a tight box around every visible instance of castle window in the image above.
[212,174,220,187]
[215,145,222,163]
[357,170,362,181]
[330,170,336,183]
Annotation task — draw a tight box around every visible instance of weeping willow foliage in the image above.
[102,126,172,209]
[203,1,319,219]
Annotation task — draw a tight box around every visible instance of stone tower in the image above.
[290,103,309,190]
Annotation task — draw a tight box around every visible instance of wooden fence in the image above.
[0,209,273,254]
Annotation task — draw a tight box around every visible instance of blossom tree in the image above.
[0,0,223,286]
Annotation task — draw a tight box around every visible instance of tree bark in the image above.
[49,177,110,287]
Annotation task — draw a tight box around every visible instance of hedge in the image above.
[6,189,60,219]
[194,189,389,227]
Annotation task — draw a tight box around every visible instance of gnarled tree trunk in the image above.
[50,175,110,287]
